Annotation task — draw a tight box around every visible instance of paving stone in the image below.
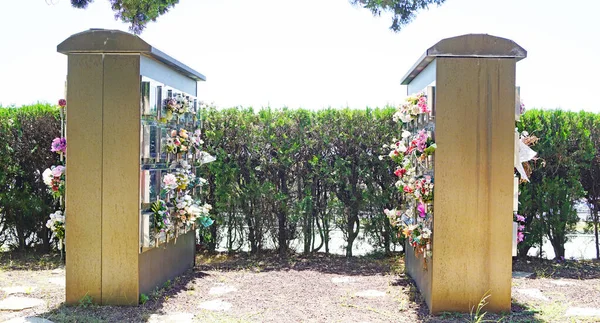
[208,284,237,295]
[549,280,576,286]
[198,299,232,311]
[1,286,38,295]
[355,290,386,298]
[148,312,194,323]
[512,271,534,279]
[331,276,354,284]
[50,269,64,275]
[0,297,45,311]
[47,278,65,287]
[4,317,54,323]
[565,307,600,317]
[516,288,549,301]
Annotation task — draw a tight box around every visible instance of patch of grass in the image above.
[45,304,105,323]
[467,291,494,323]
[78,293,94,308]
[0,251,62,271]
[535,301,567,322]
[139,293,149,305]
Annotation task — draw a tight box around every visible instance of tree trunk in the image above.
[593,205,599,260]
[207,173,218,253]
[345,207,360,258]
[245,200,257,254]
[383,215,391,256]
[278,169,288,257]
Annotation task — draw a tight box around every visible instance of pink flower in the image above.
[515,214,525,222]
[394,168,406,177]
[163,174,178,190]
[517,232,524,243]
[171,130,177,137]
[51,137,67,154]
[51,165,65,177]
[519,225,525,231]
[58,99,67,107]
[418,96,429,113]
[415,129,428,152]
[417,202,426,218]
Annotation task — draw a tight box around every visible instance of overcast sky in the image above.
[1,0,598,112]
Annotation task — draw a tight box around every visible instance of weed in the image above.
[467,291,494,323]
[78,293,93,308]
[139,293,149,305]
[163,279,171,289]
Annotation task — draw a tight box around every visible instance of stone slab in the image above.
[208,284,237,295]
[355,290,386,298]
[198,299,232,311]
[47,278,65,287]
[0,297,45,311]
[565,307,600,317]
[4,317,54,323]
[1,286,37,295]
[148,312,194,323]
[331,276,355,284]
[512,271,534,279]
[516,288,549,301]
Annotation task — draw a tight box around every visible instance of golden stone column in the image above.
[58,29,205,305]
[401,34,527,314]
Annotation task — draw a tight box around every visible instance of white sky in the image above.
[0,0,599,112]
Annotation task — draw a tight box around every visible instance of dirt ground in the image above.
[0,252,599,322]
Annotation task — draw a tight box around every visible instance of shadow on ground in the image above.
[0,251,560,322]
[513,256,600,279]
[37,268,210,322]
[195,250,401,276]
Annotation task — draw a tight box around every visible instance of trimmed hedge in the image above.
[0,104,61,250]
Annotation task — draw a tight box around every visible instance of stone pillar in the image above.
[401,34,526,314]
[58,29,206,305]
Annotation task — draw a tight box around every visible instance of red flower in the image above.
[58,99,67,107]
[394,168,407,177]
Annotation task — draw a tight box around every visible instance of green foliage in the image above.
[350,0,446,31]
[200,107,401,256]
[578,112,600,258]
[0,104,60,251]
[70,0,442,34]
[467,291,493,323]
[78,293,94,308]
[70,0,179,34]
[517,109,593,259]
[139,293,149,305]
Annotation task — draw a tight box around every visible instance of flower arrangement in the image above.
[42,165,65,199]
[51,137,67,154]
[384,92,436,268]
[163,94,190,120]
[164,129,191,155]
[151,200,170,234]
[46,210,65,249]
[156,158,213,233]
[392,92,429,123]
[514,213,526,243]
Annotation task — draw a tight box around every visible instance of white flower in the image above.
[42,168,53,186]
[378,155,384,161]
[399,113,413,123]
[396,142,407,153]
[401,130,411,139]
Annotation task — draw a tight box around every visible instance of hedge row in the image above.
[0,104,61,251]
[1,104,599,259]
